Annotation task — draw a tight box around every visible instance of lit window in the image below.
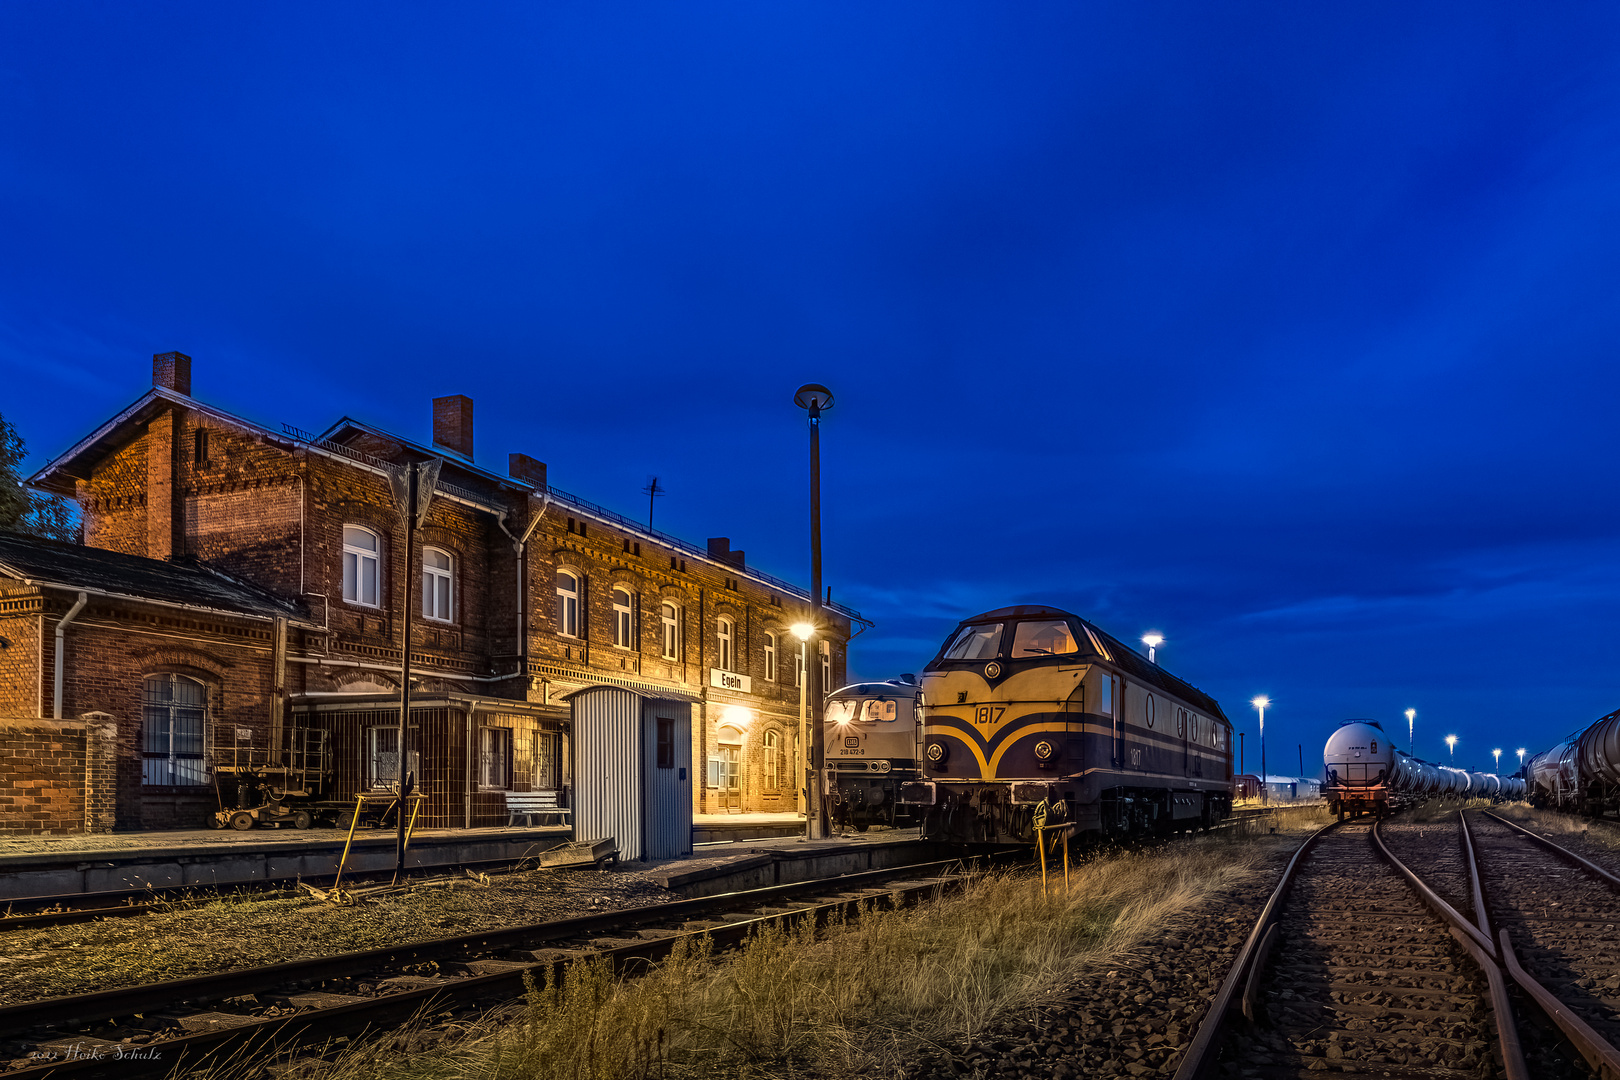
[556,571,579,637]
[661,602,680,660]
[861,699,897,722]
[764,729,782,790]
[479,727,512,789]
[820,640,831,691]
[764,632,777,681]
[1011,620,1078,657]
[717,616,734,672]
[422,547,454,622]
[142,674,208,786]
[342,525,381,608]
[613,587,635,649]
[942,623,1003,661]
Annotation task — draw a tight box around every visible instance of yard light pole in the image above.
[1141,633,1162,664]
[1405,708,1415,758]
[791,622,815,835]
[1446,735,1457,761]
[794,383,834,840]
[1517,748,1525,769]
[1252,696,1270,805]
[1493,748,1501,772]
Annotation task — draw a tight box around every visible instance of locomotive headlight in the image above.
[1034,740,1055,761]
[926,740,948,763]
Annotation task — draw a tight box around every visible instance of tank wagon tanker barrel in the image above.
[901,605,1233,844]
[1525,704,1620,816]
[1322,720,1517,819]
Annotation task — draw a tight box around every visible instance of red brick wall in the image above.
[0,718,85,834]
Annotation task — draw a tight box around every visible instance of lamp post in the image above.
[1405,708,1415,757]
[1517,748,1525,768]
[1493,748,1501,772]
[1446,735,1457,761]
[791,622,814,834]
[1141,633,1163,664]
[1252,696,1270,805]
[794,383,834,840]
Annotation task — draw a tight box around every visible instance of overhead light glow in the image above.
[722,705,755,728]
[790,623,815,642]
[1141,633,1163,648]
[1251,696,1270,710]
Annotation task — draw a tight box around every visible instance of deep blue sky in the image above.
[5,3,1620,776]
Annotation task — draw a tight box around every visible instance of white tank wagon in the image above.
[1323,720,1514,819]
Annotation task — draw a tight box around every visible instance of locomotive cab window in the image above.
[942,623,1003,660]
[825,700,858,725]
[1011,620,1078,657]
[860,699,897,722]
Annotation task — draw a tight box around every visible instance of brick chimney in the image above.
[707,537,745,569]
[509,453,547,489]
[432,395,473,460]
[153,351,192,396]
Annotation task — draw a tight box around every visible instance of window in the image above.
[764,633,777,681]
[534,732,560,789]
[142,674,207,785]
[556,571,579,637]
[342,525,381,607]
[1011,620,1078,657]
[612,587,635,649]
[1094,673,1115,717]
[656,718,675,769]
[861,699,898,722]
[764,729,782,790]
[661,602,681,659]
[366,727,421,791]
[1177,708,1187,738]
[1145,694,1155,727]
[820,640,831,692]
[942,623,1004,660]
[826,699,857,724]
[422,547,454,622]
[717,616,735,671]
[193,428,209,465]
[480,727,513,789]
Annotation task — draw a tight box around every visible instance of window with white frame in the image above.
[717,616,735,671]
[820,639,831,691]
[342,525,381,607]
[764,729,782,790]
[422,547,454,622]
[533,731,560,789]
[764,632,777,682]
[556,570,579,637]
[365,726,421,791]
[661,602,680,659]
[479,727,513,789]
[142,674,208,785]
[612,587,635,649]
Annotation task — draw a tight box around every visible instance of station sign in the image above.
[710,668,752,694]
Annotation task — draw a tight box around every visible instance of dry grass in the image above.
[205,815,1324,1080]
[1490,802,1620,850]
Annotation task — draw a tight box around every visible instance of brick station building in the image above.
[0,351,863,832]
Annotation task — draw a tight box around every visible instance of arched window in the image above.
[717,616,735,672]
[612,587,635,649]
[661,602,680,660]
[764,729,782,790]
[422,547,454,622]
[764,632,777,682]
[556,571,579,637]
[342,525,381,607]
[142,674,208,786]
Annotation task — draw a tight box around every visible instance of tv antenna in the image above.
[642,476,667,529]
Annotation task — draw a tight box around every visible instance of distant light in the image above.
[1251,696,1270,710]
[1405,708,1415,722]
[1141,633,1163,648]
[722,705,756,727]
[790,623,815,642]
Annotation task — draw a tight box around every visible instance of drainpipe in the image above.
[52,592,88,720]
[495,492,551,681]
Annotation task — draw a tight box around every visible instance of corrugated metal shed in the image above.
[567,685,694,861]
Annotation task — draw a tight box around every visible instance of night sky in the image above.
[5,4,1620,777]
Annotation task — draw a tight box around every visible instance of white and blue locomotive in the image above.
[822,677,924,831]
[902,605,1234,843]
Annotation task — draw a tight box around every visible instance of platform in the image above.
[0,824,571,900]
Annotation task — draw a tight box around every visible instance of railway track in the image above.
[0,854,997,1080]
[1174,808,1620,1080]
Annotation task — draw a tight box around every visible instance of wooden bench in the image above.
[506,790,570,827]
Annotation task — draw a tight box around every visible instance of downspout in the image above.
[495,491,551,685]
[52,592,88,720]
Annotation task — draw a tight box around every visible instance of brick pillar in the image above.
[146,410,182,559]
[81,712,118,834]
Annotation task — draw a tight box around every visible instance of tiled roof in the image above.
[0,532,309,624]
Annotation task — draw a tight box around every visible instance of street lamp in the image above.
[1517,748,1526,768]
[791,622,815,831]
[1252,696,1270,805]
[1493,748,1501,772]
[1405,708,1415,757]
[1141,633,1163,664]
[794,383,834,839]
[1446,735,1457,761]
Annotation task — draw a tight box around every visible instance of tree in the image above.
[0,413,79,543]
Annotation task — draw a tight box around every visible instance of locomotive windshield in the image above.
[942,623,1003,660]
[825,700,858,724]
[860,699,897,722]
[825,698,899,723]
[1010,620,1078,657]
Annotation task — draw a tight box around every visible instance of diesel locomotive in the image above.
[901,605,1233,843]
[1321,719,1522,819]
[822,677,923,831]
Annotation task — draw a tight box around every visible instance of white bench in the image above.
[507,790,570,827]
